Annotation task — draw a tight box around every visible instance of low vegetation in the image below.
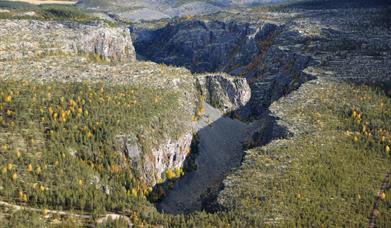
[0,2,99,22]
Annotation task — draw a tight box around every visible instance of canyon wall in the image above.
[133,20,315,118]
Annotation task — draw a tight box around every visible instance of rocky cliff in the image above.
[116,132,193,185]
[0,18,257,186]
[0,20,136,62]
[196,73,251,113]
[134,20,258,73]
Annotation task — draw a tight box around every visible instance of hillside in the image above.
[0,16,200,225]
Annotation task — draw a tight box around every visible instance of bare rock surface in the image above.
[196,73,251,113]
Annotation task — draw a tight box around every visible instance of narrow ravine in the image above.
[156,102,288,214]
[157,103,249,214]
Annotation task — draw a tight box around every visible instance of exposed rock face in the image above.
[148,132,193,184]
[78,26,136,62]
[242,40,315,118]
[196,74,251,113]
[116,132,193,185]
[0,20,136,62]
[134,20,258,73]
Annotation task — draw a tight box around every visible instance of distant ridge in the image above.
[76,0,288,21]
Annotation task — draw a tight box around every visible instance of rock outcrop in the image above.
[78,25,136,62]
[196,74,251,113]
[149,133,193,184]
[116,132,193,185]
[217,3,391,216]
[0,20,136,62]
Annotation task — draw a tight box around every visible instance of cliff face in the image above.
[0,20,136,62]
[116,132,193,185]
[196,74,251,113]
[149,133,193,184]
[78,25,136,62]
[134,20,258,73]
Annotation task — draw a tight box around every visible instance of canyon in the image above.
[0,0,390,226]
[132,18,315,213]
